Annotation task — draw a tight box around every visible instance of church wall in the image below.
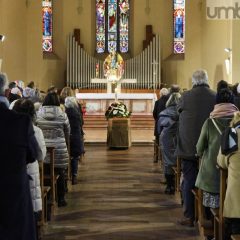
[0,0,27,83]
[26,0,44,90]
[163,0,202,90]
[1,0,240,92]
[201,0,229,89]
[232,21,240,85]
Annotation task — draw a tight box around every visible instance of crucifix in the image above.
[91,52,136,95]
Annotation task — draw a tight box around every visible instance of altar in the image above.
[76,93,157,115]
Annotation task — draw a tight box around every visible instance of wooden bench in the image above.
[191,188,199,223]
[153,139,159,163]
[232,235,240,240]
[172,157,181,192]
[192,188,213,237]
[44,147,59,217]
[210,166,228,240]
[38,160,51,237]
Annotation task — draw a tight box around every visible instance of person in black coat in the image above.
[0,73,38,240]
[153,88,169,131]
[176,69,216,227]
[153,88,169,162]
[65,96,85,185]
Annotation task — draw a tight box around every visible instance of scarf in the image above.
[210,103,238,118]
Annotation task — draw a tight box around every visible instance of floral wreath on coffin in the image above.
[105,102,131,120]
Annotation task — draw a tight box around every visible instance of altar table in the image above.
[76,93,157,115]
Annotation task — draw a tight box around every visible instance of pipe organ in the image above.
[67,34,161,90]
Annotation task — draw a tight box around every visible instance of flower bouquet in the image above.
[105,102,131,120]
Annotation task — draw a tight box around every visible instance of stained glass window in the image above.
[42,0,53,52]
[96,0,130,54]
[173,0,185,54]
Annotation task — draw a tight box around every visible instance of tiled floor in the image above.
[42,145,201,240]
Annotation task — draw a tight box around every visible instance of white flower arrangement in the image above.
[105,102,131,120]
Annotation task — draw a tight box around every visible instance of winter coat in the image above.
[0,103,37,240]
[157,105,178,172]
[217,133,240,218]
[27,125,46,212]
[65,105,84,157]
[175,85,216,160]
[195,117,232,193]
[153,95,169,136]
[36,106,70,168]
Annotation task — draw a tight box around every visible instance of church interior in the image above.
[1,0,240,239]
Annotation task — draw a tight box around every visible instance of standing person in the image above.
[176,69,216,227]
[65,97,85,185]
[12,99,47,240]
[195,88,237,239]
[218,112,240,239]
[60,86,85,156]
[36,92,70,207]
[0,73,38,240]
[153,88,169,162]
[157,92,181,194]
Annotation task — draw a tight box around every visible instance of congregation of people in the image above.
[1,68,240,240]
[0,73,85,240]
[153,69,240,240]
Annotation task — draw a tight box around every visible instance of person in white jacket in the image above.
[12,99,46,239]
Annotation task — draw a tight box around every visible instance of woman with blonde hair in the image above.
[60,87,74,100]
[65,96,85,184]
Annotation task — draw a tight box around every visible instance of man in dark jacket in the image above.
[0,73,38,240]
[176,69,216,227]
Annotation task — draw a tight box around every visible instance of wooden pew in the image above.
[38,160,51,236]
[153,139,159,163]
[191,188,199,223]
[193,188,213,238]
[232,235,240,240]
[44,147,59,217]
[210,166,228,240]
[172,157,181,192]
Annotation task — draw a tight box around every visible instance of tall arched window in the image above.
[173,0,185,54]
[96,0,130,54]
[42,0,53,52]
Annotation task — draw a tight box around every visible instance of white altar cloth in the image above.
[76,93,157,115]
[76,93,156,101]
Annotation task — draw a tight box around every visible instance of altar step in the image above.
[83,114,154,130]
